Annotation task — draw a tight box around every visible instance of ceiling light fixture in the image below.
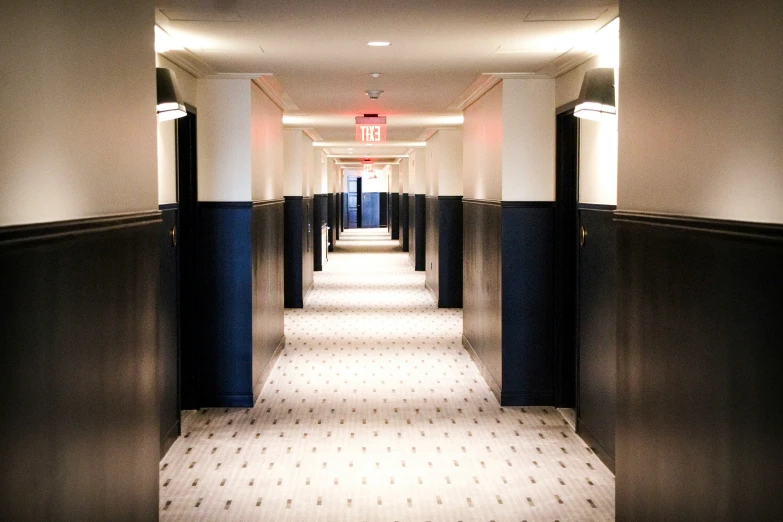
[366,90,384,100]
[370,72,382,78]
[574,68,616,121]
[367,41,391,47]
[156,68,187,121]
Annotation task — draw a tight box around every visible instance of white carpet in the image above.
[160,228,615,521]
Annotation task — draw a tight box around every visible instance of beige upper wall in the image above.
[425,130,463,197]
[197,79,252,201]
[411,149,427,194]
[463,82,503,201]
[251,84,284,202]
[619,1,783,224]
[0,1,157,226]
[501,79,556,201]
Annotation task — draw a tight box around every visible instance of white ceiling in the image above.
[156,0,618,158]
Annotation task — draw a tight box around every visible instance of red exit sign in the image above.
[356,115,386,143]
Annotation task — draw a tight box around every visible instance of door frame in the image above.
[176,105,199,411]
[554,104,580,413]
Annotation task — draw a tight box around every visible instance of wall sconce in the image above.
[156,68,186,121]
[574,67,616,121]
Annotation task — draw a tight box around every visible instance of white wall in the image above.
[411,150,427,194]
[283,130,303,197]
[463,82,503,201]
[438,129,464,197]
[390,165,400,196]
[501,79,556,201]
[251,83,284,201]
[0,1,157,226]
[619,1,783,224]
[197,79,251,201]
[425,133,439,196]
[399,159,410,194]
[302,133,314,197]
[313,149,327,195]
[556,40,619,206]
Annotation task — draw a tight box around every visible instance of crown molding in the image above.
[253,76,300,112]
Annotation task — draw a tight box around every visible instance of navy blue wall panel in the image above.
[617,214,783,521]
[313,194,327,271]
[327,193,336,251]
[425,196,439,301]
[577,205,617,471]
[251,200,285,400]
[0,213,161,521]
[159,205,180,458]
[501,203,555,405]
[361,192,380,228]
[380,192,388,227]
[400,193,410,252]
[413,194,426,271]
[390,193,400,239]
[462,200,502,395]
[197,203,253,407]
[438,196,463,308]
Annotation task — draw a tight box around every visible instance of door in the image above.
[554,109,579,411]
[347,176,359,228]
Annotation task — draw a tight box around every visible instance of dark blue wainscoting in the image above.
[412,194,426,270]
[327,193,336,251]
[616,213,783,521]
[462,199,502,398]
[0,212,161,521]
[400,193,410,252]
[251,200,285,400]
[500,202,555,405]
[425,196,439,301]
[361,192,380,228]
[380,192,388,227]
[313,194,327,271]
[284,196,314,308]
[390,193,400,238]
[577,204,617,472]
[197,202,253,407]
[159,204,180,459]
[438,196,463,308]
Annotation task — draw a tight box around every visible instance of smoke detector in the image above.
[366,89,384,100]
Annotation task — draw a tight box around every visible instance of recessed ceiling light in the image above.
[367,41,391,47]
[370,72,382,78]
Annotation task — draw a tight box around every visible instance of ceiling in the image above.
[156,0,618,161]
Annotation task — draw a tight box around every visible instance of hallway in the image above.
[159,230,614,521]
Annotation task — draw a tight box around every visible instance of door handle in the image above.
[579,226,587,247]
[170,226,178,247]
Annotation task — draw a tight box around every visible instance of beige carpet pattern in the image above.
[160,228,615,521]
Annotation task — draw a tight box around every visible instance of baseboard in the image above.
[203,394,254,408]
[303,281,314,306]
[424,280,438,305]
[462,335,501,403]
[500,391,555,406]
[253,335,286,402]
[160,420,180,460]
[577,418,616,474]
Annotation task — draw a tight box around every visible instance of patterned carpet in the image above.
[159,228,615,521]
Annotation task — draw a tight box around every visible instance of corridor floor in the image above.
[159,228,615,521]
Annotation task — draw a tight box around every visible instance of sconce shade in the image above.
[574,67,616,121]
[156,68,186,121]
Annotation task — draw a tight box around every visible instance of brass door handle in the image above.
[580,226,587,247]
[170,226,177,247]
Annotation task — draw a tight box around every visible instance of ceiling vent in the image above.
[366,90,384,100]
